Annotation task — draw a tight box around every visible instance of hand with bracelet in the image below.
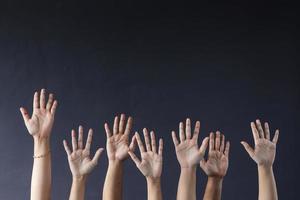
[128,129,163,200]
[172,118,209,200]
[63,126,104,200]
[20,89,58,200]
[241,119,279,200]
[201,131,230,200]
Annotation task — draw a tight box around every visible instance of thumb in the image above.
[199,137,209,156]
[200,159,207,169]
[129,135,137,152]
[92,148,104,165]
[240,141,254,158]
[128,151,141,166]
[20,107,30,123]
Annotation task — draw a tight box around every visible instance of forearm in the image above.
[258,166,278,200]
[147,178,162,200]
[177,167,197,200]
[31,138,51,200]
[69,176,87,200]
[203,177,223,200]
[103,160,124,200]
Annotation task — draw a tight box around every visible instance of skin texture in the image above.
[241,119,279,200]
[102,114,134,200]
[201,131,230,200]
[172,118,209,200]
[20,89,58,200]
[63,126,104,200]
[128,129,163,200]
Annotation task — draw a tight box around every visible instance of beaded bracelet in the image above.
[33,150,51,159]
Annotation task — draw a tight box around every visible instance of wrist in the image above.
[108,159,124,171]
[72,175,87,183]
[207,176,223,192]
[33,135,50,143]
[180,166,197,178]
[258,165,273,173]
[33,137,50,155]
[146,177,161,185]
[108,159,123,166]
[180,165,197,172]
[33,133,50,141]
[208,176,223,183]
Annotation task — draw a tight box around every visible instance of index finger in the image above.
[113,116,119,135]
[33,91,39,109]
[192,121,200,141]
[124,117,133,135]
[84,129,93,151]
[135,132,146,153]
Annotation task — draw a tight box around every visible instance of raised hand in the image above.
[104,114,134,161]
[103,114,134,200]
[200,132,230,178]
[172,118,209,168]
[63,126,104,178]
[128,129,163,181]
[241,119,279,200]
[21,89,58,200]
[241,119,279,167]
[20,89,58,139]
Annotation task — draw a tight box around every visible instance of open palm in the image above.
[251,140,276,166]
[107,134,130,160]
[175,140,204,168]
[63,126,104,178]
[200,132,230,178]
[20,89,58,139]
[104,114,134,161]
[241,120,279,167]
[172,119,209,168]
[128,129,163,180]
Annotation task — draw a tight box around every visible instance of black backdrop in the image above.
[0,0,298,199]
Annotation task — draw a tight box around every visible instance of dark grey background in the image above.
[0,0,298,199]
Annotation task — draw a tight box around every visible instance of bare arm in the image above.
[102,114,134,200]
[63,126,104,200]
[147,179,162,200]
[203,177,223,200]
[103,160,124,200]
[20,89,58,200]
[172,118,209,200]
[177,167,197,200]
[201,132,230,200]
[241,120,279,200]
[128,129,163,200]
[69,177,87,200]
[32,137,51,200]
